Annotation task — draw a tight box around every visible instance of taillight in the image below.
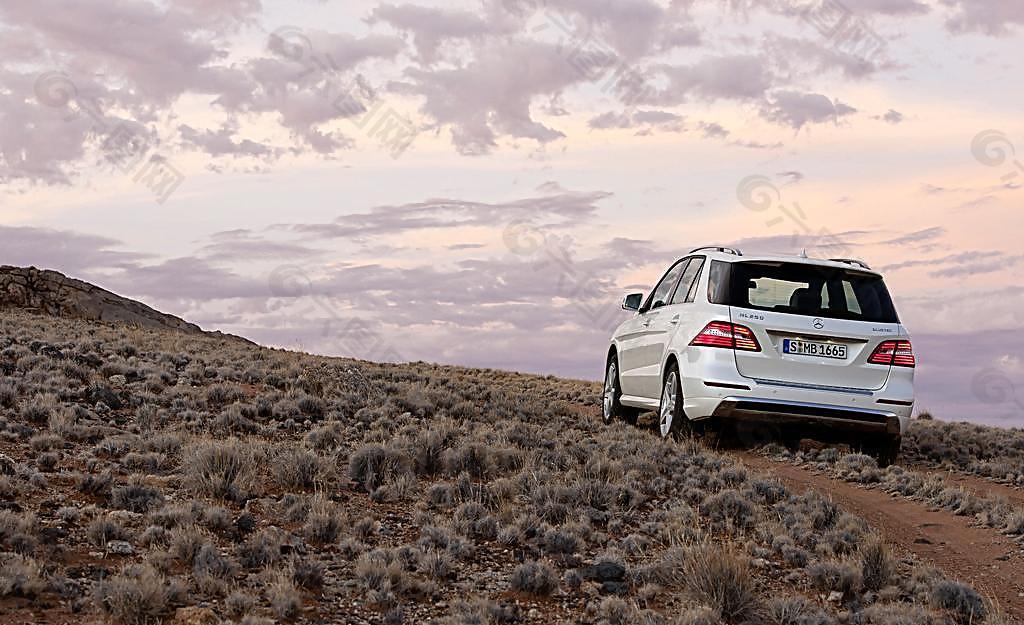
[868,340,915,367]
[690,321,761,352]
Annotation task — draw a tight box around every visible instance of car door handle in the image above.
[641,319,652,327]
[669,315,680,325]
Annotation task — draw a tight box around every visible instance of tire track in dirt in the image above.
[738,452,1024,620]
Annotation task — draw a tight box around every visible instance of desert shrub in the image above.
[930,581,986,625]
[767,596,834,625]
[305,422,346,451]
[121,452,165,472]
[303,501,344,545]
[860,537,894,591]
[675,607,724,625]
[29,433,63,451]
[192,543,236,580]
[418,549,453,581]
[510,560,558,596]
[292,558,326,589]
[183,440,258,501]
[0,554,47,598]
[168,525,208,564]
[808,559,862,597]
[701,489,755,531]
[93,564,183,625]
[683,545,757,623]
[238,528,284,569]
[36,451,59,472]
[0,383,16,408]
[596,596,637,625]
[212,404,260,435]
[111,484,164,513]
[273,447,331,490]
[348,444,413,492]
[225,590,256,617]
[87,516,130,546]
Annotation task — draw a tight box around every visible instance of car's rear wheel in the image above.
[603,355,639,425]
[657,363,688,439]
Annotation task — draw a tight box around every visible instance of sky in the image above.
[1,0,1023,426]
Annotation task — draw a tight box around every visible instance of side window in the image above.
[672,257,705,304]
[644,259,688,312]
[707,261,731,304]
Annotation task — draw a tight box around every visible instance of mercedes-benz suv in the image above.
[602,247,914,464]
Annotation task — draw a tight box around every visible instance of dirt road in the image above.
[739,452,1024,619]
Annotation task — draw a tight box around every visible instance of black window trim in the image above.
[682,256,707,303]
[643,256,703,313]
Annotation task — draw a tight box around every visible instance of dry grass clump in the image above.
[682,544,757,623]
[182,440,260,501]
[903,419,1024,486]
[509,559,558,596]
[93,563,184,625]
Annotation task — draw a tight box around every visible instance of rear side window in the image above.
[671,257,705,304]
[708,261,899,323]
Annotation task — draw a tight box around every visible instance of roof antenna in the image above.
[799,249,808,258]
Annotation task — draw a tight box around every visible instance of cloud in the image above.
[280,188,611,240]
[588,109,683,132]
[942,0,1024,35]
[879,226,946,246]
[878,249,1002,272]
[178,124,278,158]
[845,0,930,15]
[0,226,146,274]
[197,230,324,262]
[654,55,774,104]
[400,39,590,154]
[760,91,858,129]
[877,109,905,124]
[368,3,495,63]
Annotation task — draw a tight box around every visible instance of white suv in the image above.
[602,247,914,464]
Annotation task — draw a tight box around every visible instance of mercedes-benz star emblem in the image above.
[812,318,825,330]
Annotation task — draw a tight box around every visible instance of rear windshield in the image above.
[708,261,899,323]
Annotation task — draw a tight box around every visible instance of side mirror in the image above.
[622,293,643,311]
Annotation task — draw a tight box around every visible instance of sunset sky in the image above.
[1,0,1022,425]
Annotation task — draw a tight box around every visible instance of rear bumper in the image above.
[710,396,902,435]
[680,364,913,435]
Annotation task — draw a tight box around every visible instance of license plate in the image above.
[783,338,847,360]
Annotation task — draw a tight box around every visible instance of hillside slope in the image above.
[0,265,202,333]
[1,307,1017,625]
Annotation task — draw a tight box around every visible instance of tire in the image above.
[657,363,689,439]
[871,434,901,468]
[602,355,639,425]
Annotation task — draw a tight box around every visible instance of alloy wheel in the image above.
[603,362,617,423]
[659,371,677,437]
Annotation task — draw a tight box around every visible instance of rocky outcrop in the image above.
[0,265,202,333]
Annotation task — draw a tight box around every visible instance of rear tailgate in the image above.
[709,259,902,392]
[730,309,896,390]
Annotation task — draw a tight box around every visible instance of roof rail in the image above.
[829,258,872,270]
[690,246,742,256]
